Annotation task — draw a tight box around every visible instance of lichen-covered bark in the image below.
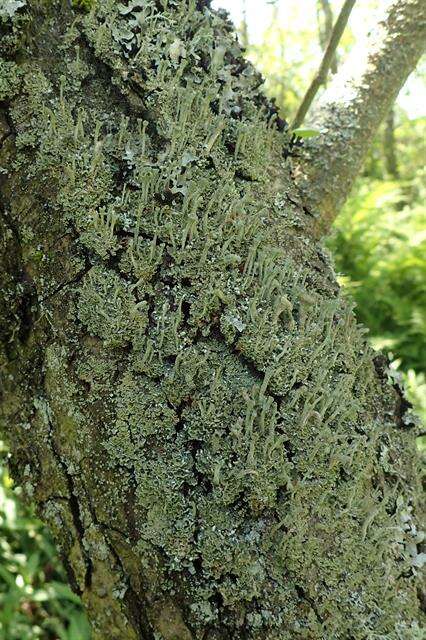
[0,1,424,639]
[294,0,426,236]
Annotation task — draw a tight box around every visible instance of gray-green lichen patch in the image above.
[77,266,148,348]
[0,1,424,638]
[0,0,26,19]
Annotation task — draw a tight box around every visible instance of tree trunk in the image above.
[294,0,426,236]
[0,2,424,639]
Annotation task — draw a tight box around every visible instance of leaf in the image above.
[47,581,83,605]
[67,611,92,640]
[292,127,320,138]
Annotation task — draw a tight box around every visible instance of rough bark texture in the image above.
[0,1,424,639]
[294,0,426,236]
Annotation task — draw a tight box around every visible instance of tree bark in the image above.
[0,1,424,639]
[294,0,426,236]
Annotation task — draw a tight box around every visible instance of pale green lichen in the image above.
[77,266,148,348]
[1,0,424,638]
[0,0,25,20]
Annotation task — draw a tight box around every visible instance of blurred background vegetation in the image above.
[0,442,91,639]
[1,1,424,637]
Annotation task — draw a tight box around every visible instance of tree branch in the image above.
[240,0,249,49]
[291,0,356,130]
[317,0,337,73]
[294,0,426,236]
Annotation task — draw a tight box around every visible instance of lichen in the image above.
[0,1,424,638]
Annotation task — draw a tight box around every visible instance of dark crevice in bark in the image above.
[0,103,14,145]
[418,586,426,615]
[0,204,38,359]
[45,412,93,595]
[0,123,12,146]
[102,529,156,640]
[295,584,324,624]
[45,400,157,637]
[98,521,129,540]
[17,268,38,345]
[0,198,19,240]
[373,353,415,429]
[38,261,92,304]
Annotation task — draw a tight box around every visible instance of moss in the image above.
[1,1,424,638]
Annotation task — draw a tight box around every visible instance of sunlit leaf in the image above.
[292,127,320,138]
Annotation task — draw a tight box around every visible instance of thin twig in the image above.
[292,0,356,130]
[318,0,338,72]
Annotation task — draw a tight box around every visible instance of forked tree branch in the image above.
[292,0,356,130]
[294,0,426,237]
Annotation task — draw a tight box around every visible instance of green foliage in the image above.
[402,368,426,428]
[327,160,426,375]
[240,2,354,123]
[0,443,91,640]
[364,106,426,181]
[243,7,316,121]
[291,127,319,138]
